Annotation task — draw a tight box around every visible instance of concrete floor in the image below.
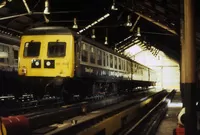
[156,92,182,135]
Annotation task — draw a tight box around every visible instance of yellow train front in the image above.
[18,27,75,98]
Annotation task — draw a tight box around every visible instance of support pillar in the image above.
[183,0,197,134]
[180,0,185,107]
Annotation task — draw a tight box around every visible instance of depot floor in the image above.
[156,92,182,135]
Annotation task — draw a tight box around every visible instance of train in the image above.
[0,43,21,97]
[18,26,157,101]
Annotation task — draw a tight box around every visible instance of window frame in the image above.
[47,41,66,57]
[81,43,88,62]
[23,41,41,57]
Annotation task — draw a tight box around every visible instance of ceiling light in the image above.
[136,27,141,37]
[111,0,118,11]
[91,29,96,39]
[44,0,50,15]
[72,18,78,29]
[0,0,6,8]
[126,15,132,27]
[78,13,110,34]
[104,37,108,45]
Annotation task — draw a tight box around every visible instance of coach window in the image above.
[126,61,129,72]
[97,49,102,65]
[103,52,106,66]
[121,59,122,70]
[106,53,109,66]
[128,62,131,73]
[124,60,127,72]
[0,45,3,63]
[118,58,121,70]
[48,42,66,57]
[90,46,95,64]
[110,54,113,68]
[122,59,124,70]
[123,60,125,70]
[114,56,117,69]
[14,50,18,64]
[81,43,88,62]
[0,45,9,63]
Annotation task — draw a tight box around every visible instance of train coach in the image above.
[18,26,156,101]
[0,43,20,96]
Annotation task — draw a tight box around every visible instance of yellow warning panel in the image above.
[0,122,7,135]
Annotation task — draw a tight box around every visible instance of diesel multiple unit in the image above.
[18,26,157,101]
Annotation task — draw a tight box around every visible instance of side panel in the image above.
[77,40,131,81]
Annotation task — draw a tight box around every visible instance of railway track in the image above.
[26,90,171,135]
[0,88,156,135]
[0,95,64,116]
[0,87,154,116]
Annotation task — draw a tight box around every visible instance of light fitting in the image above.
[72,18,78,29]
[44,0,50,15]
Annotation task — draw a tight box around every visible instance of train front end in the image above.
[18,27,75,97]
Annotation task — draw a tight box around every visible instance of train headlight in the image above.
[35,61,40,66]
[46,61,51,66]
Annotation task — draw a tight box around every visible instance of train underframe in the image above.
[0,70,22,97]
[19,76,156,103]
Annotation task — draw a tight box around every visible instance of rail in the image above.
[0,90,157,135]
[32,90,168,135]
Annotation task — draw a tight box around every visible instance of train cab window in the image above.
[48,42,66,57]
[90,46,95,64]
[97,49,102,65]
[114,56,117,69]
[118,58,121,70]
[81,43,88,62]
[24,42,41,57]
[110,54,113,68]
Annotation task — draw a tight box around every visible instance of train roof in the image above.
[23,26,154,70]
[23,26,74,35]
